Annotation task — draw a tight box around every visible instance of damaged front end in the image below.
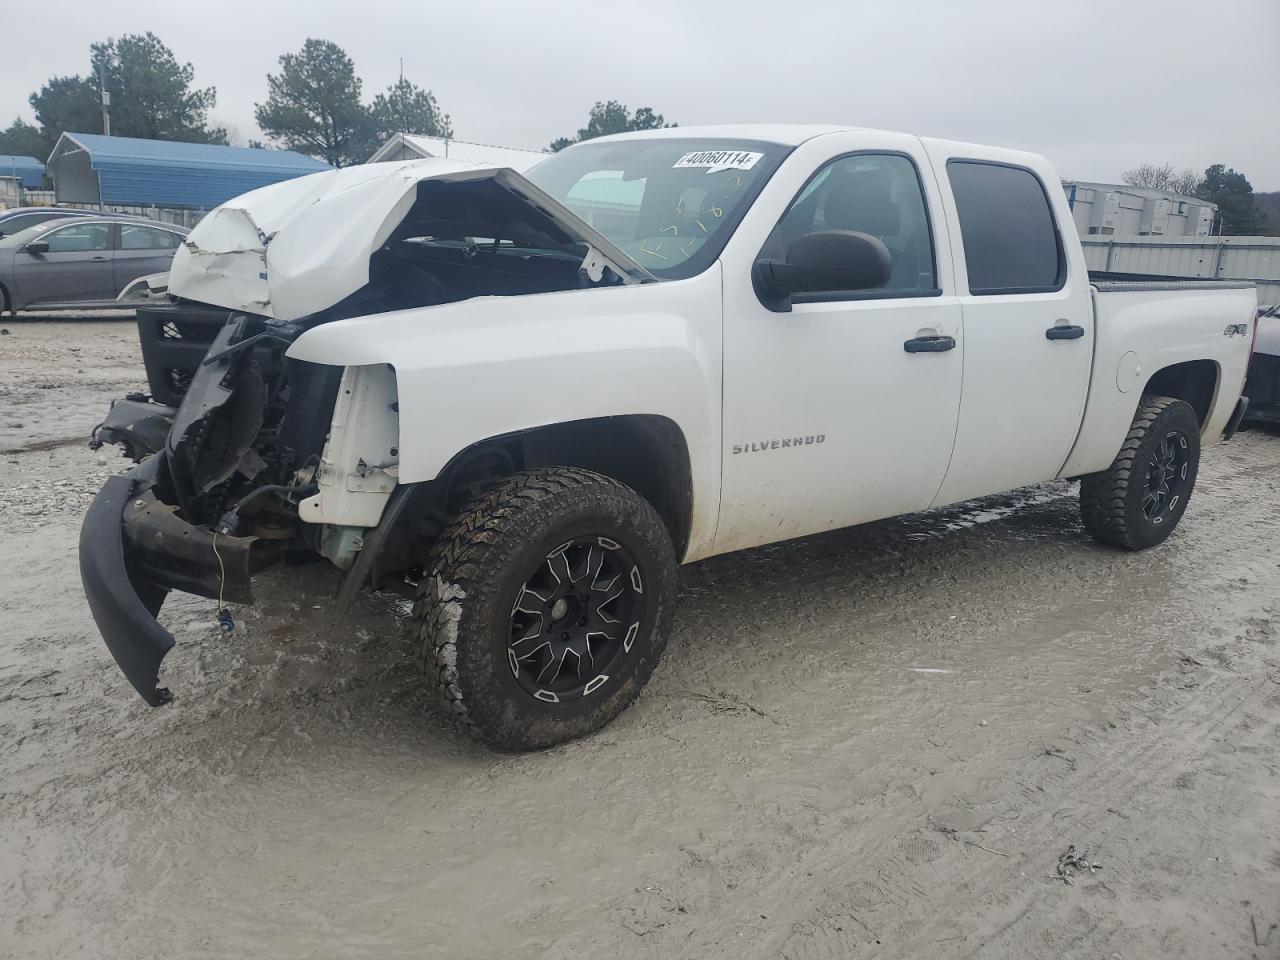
[81,158,649,706]
[82,312,341,704]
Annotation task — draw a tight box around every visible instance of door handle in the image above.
[1046,324,1085,340]
[89,256,109,262]
[904,335,956,353]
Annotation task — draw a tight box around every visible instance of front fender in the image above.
[287,268,724,558]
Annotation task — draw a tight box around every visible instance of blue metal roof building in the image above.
[48,132,330,209]
[0,155,45,189]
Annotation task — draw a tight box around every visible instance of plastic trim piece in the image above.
[78,459,176,706]
[1223,396,1249,440]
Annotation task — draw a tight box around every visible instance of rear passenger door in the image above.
[924,149,1094,506]
[114,224,183,295]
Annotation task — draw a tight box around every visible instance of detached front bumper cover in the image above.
[79,458,177,705]
[79,455,269,706]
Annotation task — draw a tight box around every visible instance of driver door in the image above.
[11,221,115,306]
[715,144,964,553]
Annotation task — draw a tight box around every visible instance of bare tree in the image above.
[1122,162,1203,197]
[1122,162,1177,191]
[1170,168,1204,197]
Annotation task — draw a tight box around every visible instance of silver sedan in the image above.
[0,216,188,313]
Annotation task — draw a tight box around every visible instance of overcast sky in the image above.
[2,0,1277,188]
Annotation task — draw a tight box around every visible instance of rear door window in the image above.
[120,225,183,250]
[947,161,1064,295]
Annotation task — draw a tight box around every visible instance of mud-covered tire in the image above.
[414,467,678,750]
[1080,395,1201,551]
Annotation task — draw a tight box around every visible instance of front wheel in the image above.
[1080,395,1201,550]
[415,467,678,750]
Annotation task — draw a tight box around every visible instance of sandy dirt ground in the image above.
[2,317,1279,960]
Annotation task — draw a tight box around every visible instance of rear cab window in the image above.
[946,160,1065,295]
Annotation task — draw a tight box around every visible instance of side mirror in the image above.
[753,230,891,311]
[24,239,49,255]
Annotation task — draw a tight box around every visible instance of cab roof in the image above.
[576,124,1048,169]
[585,124,864,147]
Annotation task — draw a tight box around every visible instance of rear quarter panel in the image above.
[1060,283,1257,477]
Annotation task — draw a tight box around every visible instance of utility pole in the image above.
[99,67,111,136]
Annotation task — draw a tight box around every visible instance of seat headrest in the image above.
[822,167,900,238]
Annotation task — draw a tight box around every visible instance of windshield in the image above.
[526,138,791,279]
[0,212,61,237]
[0,220,69,248]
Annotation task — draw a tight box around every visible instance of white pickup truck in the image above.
[81,124,1257,749]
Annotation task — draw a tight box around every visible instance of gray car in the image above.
[0,216,188,313]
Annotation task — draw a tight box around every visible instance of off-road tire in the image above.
[414,467,678,750]
[1080,395,1201,550]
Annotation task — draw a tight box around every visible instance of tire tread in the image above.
[414,467,672,746]
[1079,395,1198,550]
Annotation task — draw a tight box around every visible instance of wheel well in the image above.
[0,280,9,314]
[1143,359,1218,426]
[441,415,694,558]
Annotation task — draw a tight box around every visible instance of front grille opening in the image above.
[160,321,183,340]
[166,368,194,394]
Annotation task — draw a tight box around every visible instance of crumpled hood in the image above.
[167,158,648,321]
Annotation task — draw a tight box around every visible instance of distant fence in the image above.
[14,187,208,228]
[1081,236,1280,305]
[95,204,209,228]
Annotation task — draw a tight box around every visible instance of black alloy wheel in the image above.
[1080,395,1201,551]
[416,467,678,750]
[1141,429,1191,525]
[508,536,644,703]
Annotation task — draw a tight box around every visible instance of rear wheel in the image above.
[1080,395,1200,550]
[415,467,678,750]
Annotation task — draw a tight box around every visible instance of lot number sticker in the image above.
[673,150,763,174]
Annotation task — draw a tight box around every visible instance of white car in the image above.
[82,124,1257,748]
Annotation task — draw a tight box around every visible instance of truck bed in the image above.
[1089,270,1257,292]
[1059,276,1257,479]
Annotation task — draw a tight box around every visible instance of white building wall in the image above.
[0,176,20,208]
[1063,181,1217,238]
